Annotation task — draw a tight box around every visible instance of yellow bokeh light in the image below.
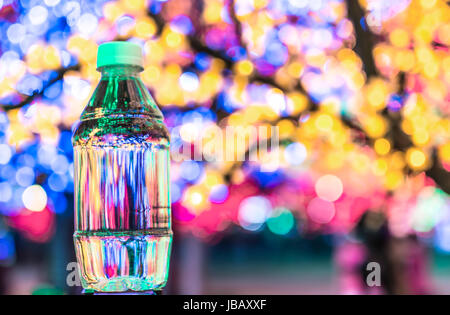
[241,106,261,124]
[277,119,295,138]
[374,138,391,155]
[412,130,429,146]
[437,24,450,46]
[203,0,223,24]
[82,63,100,83]
[438,143,450,163]
[389,28,410,48]
[232,169,245,185]
[352,153,370,173]
[287,92,308,115]
[79,42,98,63]
[367,79,387,110]
[141,65,161,85]
[67,35,86,54]
[401,119,414,135]
[144,40,164,63]
[235,60,254,76]
[7,122,33,148]
[325,151,344,170]
[103,2,123,22]
[182,186,209,213]
[414,26,433,44]
[315,113,334,131]
[321,97,341,115]
[287,61,304,78]
[352,72,366,90]
[135,18,157,39]
[395,49,415,72]
[373,158,388,176]
[67,36,97,63]
[390,151,405,170]
[43,45,60,69]
[406,147,427,170]
[165,31,182,48]
[305,49,327,68]
[385,170,403,190]
[253,0,269,9]
[423,60,439,79]
[420,0,437,9]
[166,63,182,77]
[337,48,356,62]
[416,46,434,64]
[204,171,223,188]
[363,115,387,138]
[26,44,45,73]
[121,0,146,11]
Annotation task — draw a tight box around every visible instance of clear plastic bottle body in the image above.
[72,65,172,292]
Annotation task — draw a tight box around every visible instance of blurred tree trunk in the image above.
[165,230,206,294]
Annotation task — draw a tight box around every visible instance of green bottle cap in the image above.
[97,41,143,69]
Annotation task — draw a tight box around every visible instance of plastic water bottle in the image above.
[72,42,172,293]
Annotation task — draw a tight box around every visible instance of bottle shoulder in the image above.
[81,75,164,120]
[72,115,170,148]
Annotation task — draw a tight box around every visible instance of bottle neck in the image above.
[99,65,143,78]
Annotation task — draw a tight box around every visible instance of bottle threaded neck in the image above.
[99,65,143,77]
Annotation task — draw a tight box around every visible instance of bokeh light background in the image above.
[0,0,449,294]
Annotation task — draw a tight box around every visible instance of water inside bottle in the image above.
[73,145,171,292]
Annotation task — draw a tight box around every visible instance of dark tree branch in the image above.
[226,0,245,48]
[345,0,378,78]
[0,64,80,111]
[426,149,450,194]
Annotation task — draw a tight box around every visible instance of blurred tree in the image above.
[0,0,448,243]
